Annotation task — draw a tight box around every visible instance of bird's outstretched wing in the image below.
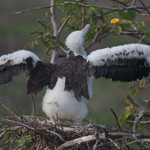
[0,50,54,95]
[87,44,150,82]
[0,50,40,84]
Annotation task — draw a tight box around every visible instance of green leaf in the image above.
[119,104,133,126]
[137,21,145,30]
[118,20,131,29]
[44,11,50,17]
[17,138,26,144]
[119,10,136,21]
[116,26,122,34]
[129,87,139,97]
[139,79,146,88]
[25,40,39,49]
[3,131,9,140]
[112,24,122,35]
[30,30,43,35]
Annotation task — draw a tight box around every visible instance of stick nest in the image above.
[0,115,150,150]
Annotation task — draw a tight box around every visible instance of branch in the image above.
[57,131,150,150]
[85,27,111,50]
[126,95,143,111]
[0,101,20,121]
[50,0,59,64]
[13,2,150,15]
[56,15,71,36]
[0,117,34,130]
[37,19,52,30]
[57,134,102,150]
[110,108,122,132]
[13,3,115,15]
[81,0,85,29]
[127,95,150,138]
[95,6,150,17]
[139,0,150,15]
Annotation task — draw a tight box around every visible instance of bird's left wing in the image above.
[87,44,150,82]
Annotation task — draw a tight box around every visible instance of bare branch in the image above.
[139,0,150,15]
[57,16,71,36]
[0,101,20,121]
[0,117,34,130]
[57,45,68,54]
[110,108,122,132]
[127,95,143,111]
[81,0,85,29]
[50,0,59,64]
[127,95,150,138]
[37,19,52,30]
[57,134,101,150]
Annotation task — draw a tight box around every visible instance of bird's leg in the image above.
[31,95,36,116]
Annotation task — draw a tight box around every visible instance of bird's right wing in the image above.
[0,50,40,85]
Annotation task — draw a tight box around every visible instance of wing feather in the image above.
[87,44,150,82]
[0,50,40,85]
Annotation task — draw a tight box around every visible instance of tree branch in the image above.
[0,101,20,121]
[127,95,150,138]
[50,0,59,64]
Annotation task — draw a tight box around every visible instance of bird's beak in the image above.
[82,24,90,37]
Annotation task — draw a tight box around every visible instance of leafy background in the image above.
[0,0,150,124]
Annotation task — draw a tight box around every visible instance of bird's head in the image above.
[65,24,90,58]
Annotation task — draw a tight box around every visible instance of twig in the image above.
[57,134,100,150]
[0,117,34,130]
[57,15,71,36]
[139,0,150,15]
[0,101,20,121]
[13,6,51,15]
[128,34,150,45]
[127,95,150,138]
[57,45,68,54]
[95,6,150,17]
[127,95,143,111]
[108,137,120,149]
[130,0,137,7]
[37,19,52,30]
[81,0,85,29]
[85,27,111,50]
[31,95,36,115]
[138,35,146,43]
[110,108,122,132]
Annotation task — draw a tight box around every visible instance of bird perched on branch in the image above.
[0,24,150,122]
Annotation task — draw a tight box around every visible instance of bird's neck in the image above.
[74,47,87,59]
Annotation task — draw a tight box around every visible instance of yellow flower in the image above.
[111,18,120,24]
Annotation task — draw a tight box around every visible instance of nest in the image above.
[1,95,150,150]
[0,115,150,150]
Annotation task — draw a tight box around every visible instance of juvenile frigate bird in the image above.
[0,24,150,122]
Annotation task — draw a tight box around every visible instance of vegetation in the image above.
[0,0,150,149]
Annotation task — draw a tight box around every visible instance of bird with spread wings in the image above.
[0,24,150,122]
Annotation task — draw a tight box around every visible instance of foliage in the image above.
[26,0,150,54]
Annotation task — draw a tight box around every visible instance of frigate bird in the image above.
[0,24,150,122]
